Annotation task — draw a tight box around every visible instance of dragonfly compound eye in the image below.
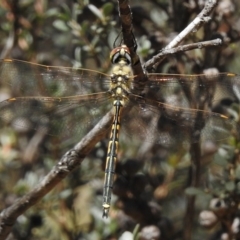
[110,45,131,64]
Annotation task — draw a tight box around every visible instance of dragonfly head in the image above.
[110,45,131,65]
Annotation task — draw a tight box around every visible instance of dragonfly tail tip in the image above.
[102,207,110,218]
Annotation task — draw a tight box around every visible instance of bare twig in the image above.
[0,31,15,59]
[151,0,218,70]
[117,0,147,87]
[144,38,222,71]
[22,127,48,163]
[184,143,202,240]
[167,0,217,49]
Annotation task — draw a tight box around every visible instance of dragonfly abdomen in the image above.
[102,45,133,218]
[102,100,122,217]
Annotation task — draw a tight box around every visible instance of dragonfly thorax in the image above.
[110,59,133,105]
[109,45,133,105]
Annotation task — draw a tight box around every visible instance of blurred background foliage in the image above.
[1,0,240,239]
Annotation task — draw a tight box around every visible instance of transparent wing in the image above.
[122,73,240,145]
[0,93,113,139]
[122,95,236,145]
[0,59,113,139]
[0,59,111,97]
[1,60,239,144]
[144,73,240,107]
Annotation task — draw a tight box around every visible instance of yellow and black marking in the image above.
[102,100,122,217]
[102,45,132,218]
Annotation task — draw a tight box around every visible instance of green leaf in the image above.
[53,20,69,31]
[235,165,240,179]
[185,187,204,196]
[225,181,235,191]
[45,8,60,17]
[102,3,114,16]
[133,224,140,240]
[88,4,104,21]
[213,155,228,167]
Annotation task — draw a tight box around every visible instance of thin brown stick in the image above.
[117,0,147,87]
[184,143,202,240]
[166,0,217,49]
[151,0,218,70]
[144,38,222,71]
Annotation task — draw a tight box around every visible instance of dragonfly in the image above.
[0,45,239,218]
